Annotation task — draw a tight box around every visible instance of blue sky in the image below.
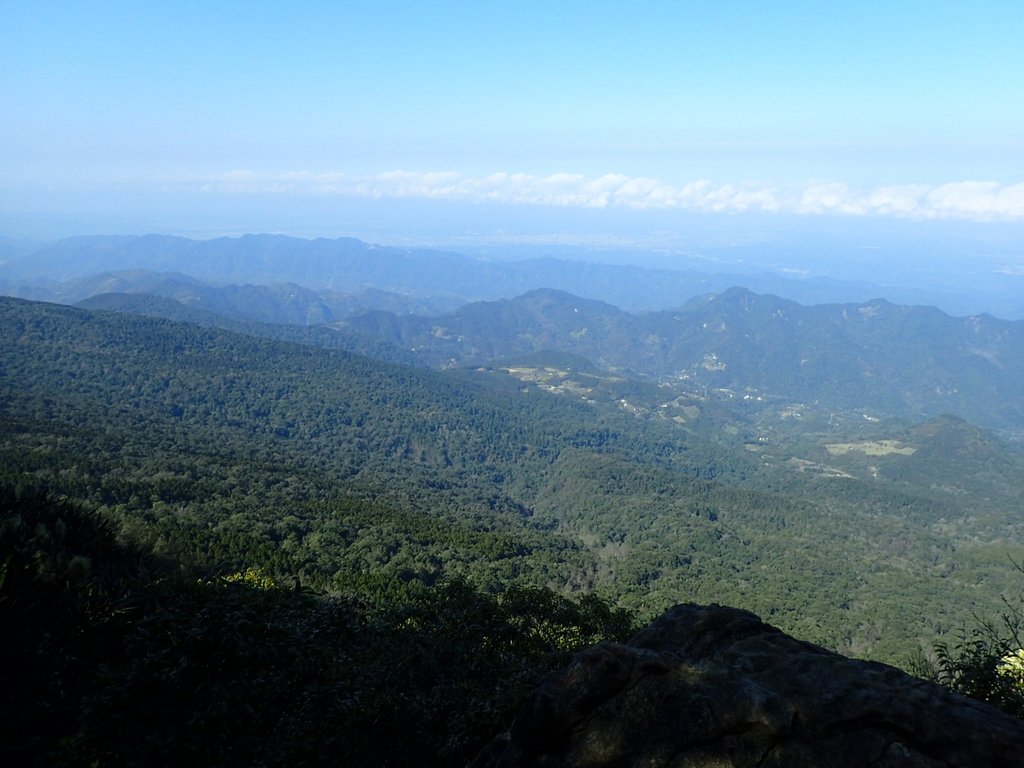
[2,1,1023,237]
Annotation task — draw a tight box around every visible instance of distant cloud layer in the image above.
[190,171,1024,221]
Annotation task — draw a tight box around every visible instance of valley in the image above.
[2,234,1023,764]
[8,5,1024,763]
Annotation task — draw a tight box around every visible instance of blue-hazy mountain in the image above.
[6,232,1024,436]
[6,232,1017,317]
[339,287,1024,437]
[55,270,463,324]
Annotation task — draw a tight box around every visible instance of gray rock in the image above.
[471,603,1024,767]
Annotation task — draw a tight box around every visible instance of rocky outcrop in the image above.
[471,604,1024,768]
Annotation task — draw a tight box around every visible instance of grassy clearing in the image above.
[825,440,916,457]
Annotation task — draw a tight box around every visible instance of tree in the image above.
[934,559,1024,718]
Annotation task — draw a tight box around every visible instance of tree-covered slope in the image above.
[75,290,425,364]
[0,296,740,592]
[1,295,1022,666]
[0,484,635,767]
[340,286,1024,435]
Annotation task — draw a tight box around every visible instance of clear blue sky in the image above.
[2,1,1023,235]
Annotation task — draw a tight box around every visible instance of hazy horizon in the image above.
[3,3,1023,247]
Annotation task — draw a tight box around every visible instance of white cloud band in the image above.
[188,171,1024,221]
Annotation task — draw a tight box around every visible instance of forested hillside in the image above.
[4,295,1022,645]
[2,295,1024,762]
[339,286,1024,437]
[1,484,639,766]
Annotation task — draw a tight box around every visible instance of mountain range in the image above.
[336,286,1024,438]
[72,280,1024,440]
[4,234,1022,439]
[5,232,1019,316]
[4,230,1024,763]
[3,232,1024,639]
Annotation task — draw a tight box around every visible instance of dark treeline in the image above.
[0,483,634,766]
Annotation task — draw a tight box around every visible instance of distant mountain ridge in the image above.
[3,234,475,297]
[74,292,424,366]
[5,232,1024,436]
[56,270,463,324]
[3,232,1007,316]
[339,287,1024,436]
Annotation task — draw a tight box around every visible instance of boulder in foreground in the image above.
[471,603,1024,768]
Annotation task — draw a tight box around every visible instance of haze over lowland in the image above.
[3,3,1022,256]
